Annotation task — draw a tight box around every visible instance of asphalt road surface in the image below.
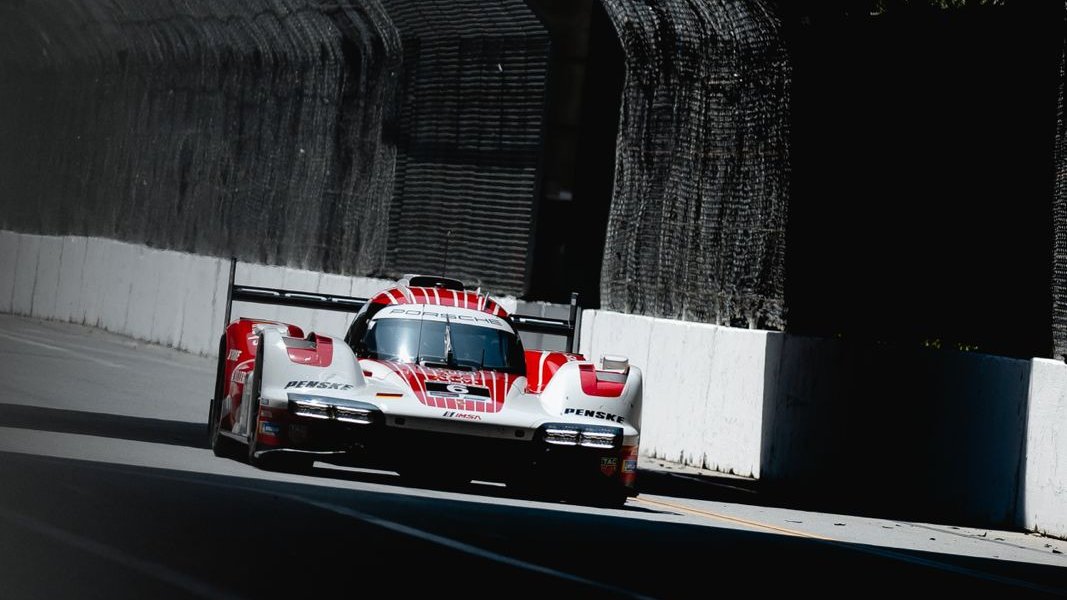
[0,314,1065,598]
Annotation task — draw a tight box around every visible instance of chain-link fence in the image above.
[597,0,790,329]
[1054,19,1067,360]
[0,0,548,295]
[381,0,549,295]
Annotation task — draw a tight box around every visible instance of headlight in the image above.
[541,423,621,449]
[334,405,374,425]
[288,394,378,425]
[544,426,581,446]
[579,427,619,449]
[290,397,330,419]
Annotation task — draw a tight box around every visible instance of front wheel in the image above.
[575,486,630,509]
[246,336,269,469]
[510,468,630,508]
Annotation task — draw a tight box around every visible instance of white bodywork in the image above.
[253,328,642,445]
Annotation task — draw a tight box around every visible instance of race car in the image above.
[207,264,643,506]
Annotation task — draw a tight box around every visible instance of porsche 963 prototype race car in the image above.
[207,264,642,505]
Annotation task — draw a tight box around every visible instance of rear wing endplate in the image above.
[509,292,582,354]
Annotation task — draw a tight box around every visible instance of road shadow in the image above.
[0,402,207,449]
[1,450,1063,597]
[0,402,659,513]
[289,461,662,514]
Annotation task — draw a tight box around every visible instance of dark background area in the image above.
[782,2,1063,358]
[0,0,1064,359]
[526,0,623,308]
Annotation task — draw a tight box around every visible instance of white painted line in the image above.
[0,505,240,600]
[0,330,125,369]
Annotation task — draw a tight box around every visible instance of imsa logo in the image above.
[442,411,481,421]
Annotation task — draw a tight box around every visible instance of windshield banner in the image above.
[373,305,513,332]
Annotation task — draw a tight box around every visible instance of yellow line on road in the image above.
[633,496,834,541]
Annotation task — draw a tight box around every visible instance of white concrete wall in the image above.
[11,234,39,316]
[762,334,1031,527]
[0,231,395,357]
[1023,359,1067,537]
[0,231,19,313]
[580,306,1065,535]
[579,309,768,478]
[55,237,88,323]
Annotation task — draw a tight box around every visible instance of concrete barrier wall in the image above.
[0,231,19,313]
[1023,359,1067,536]
[0,230,518,357]
[0,231,396,357]
[579,310,768,478]
[761,334,1030,526]
[580,307,1065,535]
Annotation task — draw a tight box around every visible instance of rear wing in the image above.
[223,259,581,352]
[222,260,369,329]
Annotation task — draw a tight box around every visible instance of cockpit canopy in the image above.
[346,303,526,375]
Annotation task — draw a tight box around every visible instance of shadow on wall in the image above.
[758,333,1031,529]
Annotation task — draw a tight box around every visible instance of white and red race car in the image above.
[207,267,642,506]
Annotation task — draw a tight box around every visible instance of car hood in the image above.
[370,360,521,414]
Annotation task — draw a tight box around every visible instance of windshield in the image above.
[360,317,525,374]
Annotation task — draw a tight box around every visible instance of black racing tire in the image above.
[567,481,630,509]
[511,467,629,508]
[209,334,237,458]
[583,488,630,509]
[208,394,229,458]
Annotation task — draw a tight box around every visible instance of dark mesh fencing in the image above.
[382,0,550,295]
[0,0,401,275]
[0,1,548,294]
[1055,25,1067,360]
[597,0,790,328]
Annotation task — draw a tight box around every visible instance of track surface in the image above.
[0,314,1065,598]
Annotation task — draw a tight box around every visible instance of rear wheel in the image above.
[209,334,237,458]
[208,395,232,458]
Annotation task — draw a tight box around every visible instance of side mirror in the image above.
[601,355,629,372]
